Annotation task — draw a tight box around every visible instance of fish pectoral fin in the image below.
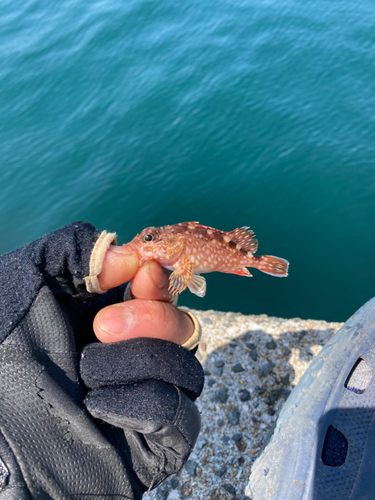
[168,257,194,296]
[188,274,207,298]
[168,271,188,295]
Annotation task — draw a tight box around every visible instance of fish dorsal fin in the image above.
[177,221,199,226]
[227,226,258,253]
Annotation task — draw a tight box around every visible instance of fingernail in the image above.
[147,260,168,289]
[97,305,134,335]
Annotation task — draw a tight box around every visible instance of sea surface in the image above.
[1,0,374,322]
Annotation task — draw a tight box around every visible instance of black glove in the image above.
[0,222,204,500]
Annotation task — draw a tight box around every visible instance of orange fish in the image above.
[124,222,289,297]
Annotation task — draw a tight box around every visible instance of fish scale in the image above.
[124,222,289,297]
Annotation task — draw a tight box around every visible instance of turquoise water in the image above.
[1,0,374,322]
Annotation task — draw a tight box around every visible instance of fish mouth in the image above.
[132,243,170,263]
[123,243,142,261]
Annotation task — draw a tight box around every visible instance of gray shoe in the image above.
[246,297,375,500]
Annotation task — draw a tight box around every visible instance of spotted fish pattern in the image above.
[124,222,289,297]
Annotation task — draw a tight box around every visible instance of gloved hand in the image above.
[0,222,204,500]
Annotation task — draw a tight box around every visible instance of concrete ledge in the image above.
[145,309,342,500]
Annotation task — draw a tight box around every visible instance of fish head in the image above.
[126,225,185,266]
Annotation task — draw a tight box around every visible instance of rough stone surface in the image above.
[144,308,342,500]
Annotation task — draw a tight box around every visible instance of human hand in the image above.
[0,222,203,498]
[93,246,195,346]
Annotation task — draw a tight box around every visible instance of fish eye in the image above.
[143,233,155,242]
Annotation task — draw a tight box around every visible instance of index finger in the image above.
[98,245,139,291]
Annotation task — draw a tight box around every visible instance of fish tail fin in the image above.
[251,255,289,277]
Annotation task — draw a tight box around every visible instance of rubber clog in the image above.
[246,297,375,500]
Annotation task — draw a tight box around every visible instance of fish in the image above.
[124,222,289,298]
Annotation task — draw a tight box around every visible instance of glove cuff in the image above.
[84,230,117,293]
[180,311,202,350]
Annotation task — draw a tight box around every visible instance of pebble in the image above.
[211,388,229,404]
[254,386,265,395]
[222,484,236,495]
[249,350,258,361]
[215,466,227,477]
[239,389,251,401]
[279,388,292,400]
[144,308,342,500]
[266,340,277,350]
[207,378,216,387]
[258,360,275,377]
[227,408,241,426]
[280,374,290,385]
[231,432,243,442]
[170,478,179,489]
[231,363,245,373]
[265,390,279,405]
[236,439,247,453]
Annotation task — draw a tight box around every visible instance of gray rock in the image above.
[170,478,179,489]
[278,388,292,400]
[239,389,251,401]
[249,350,258,361]
[280,374,290,385]
[214,359,225,368]
[265,390,279,405]
[222,483,236,495]
[212,367,223,377]
[258,360,275,377]
[255,386,265,395]
[266,340,277,350]
[235,439,247,453]
[231,432,243,442]
[231,363,245,373]
[207,378,216,387]
[298,330,308,340]
[227,408,241,425]
[211,387,229,404]
[242,331,252,340]
[215,466,227,477]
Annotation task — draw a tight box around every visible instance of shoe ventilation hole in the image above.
[321,425,348,467]
[344,357,373,394]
